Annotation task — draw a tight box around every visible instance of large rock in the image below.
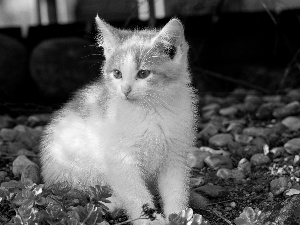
[30,37,101,100]
[0,34,27,101]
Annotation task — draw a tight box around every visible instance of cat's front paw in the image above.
[168,208,209,225]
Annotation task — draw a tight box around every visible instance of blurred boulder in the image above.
[0,34,27,101]
[30,37,101,100]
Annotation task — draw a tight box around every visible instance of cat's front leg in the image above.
[105,160,161,225]
[158,162,190,221]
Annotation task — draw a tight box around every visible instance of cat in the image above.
[40,16,198,225]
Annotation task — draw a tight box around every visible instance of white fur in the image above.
[40,17,197,225]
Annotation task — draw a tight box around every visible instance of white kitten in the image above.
[40,16,198,225]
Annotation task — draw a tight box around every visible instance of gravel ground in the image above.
[1,88,300,224]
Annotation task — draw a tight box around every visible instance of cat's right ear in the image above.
[95,16,119,55]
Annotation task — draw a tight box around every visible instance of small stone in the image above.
[273,101,300,118]
[204,155,233,170]
[15,116,27,125]
[202,103,220,112]
[14,124,27,132]
[226,120,245,134]
[199,146,230,156]
[21,165,40,184]
[286,89,300,102]
[0,128,17,142]
[219,106,238,117]
[262,95,282,102]
[194,184,227,198]
[0,115,14,129]
[7,142,26,154]
[270,177,288,196]
[242,145,263,158]
[234,134,253,145]
[281,116,300,131]
[216,168,232,180]
[237,158,251,175]
[293,155,300,166]
[270,147,286,158]
[231,169,246,180]
[230,202,237,208]
[244,95,261,105]
[202,110,217,121]
[284,138,300,154]
[251,136,267,149]
[209,133,233,148]
[0,171,7,183]
[12,155,38,177]
[242,127,272,139]
[197,123,219,141]
[17,148,37,157]
[250,153,270,166]
[190,177,205,187]
[188,148,211,169]
[256,102,283,119]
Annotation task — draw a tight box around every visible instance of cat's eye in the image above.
[112,69,122,79]
[137,70,151,79]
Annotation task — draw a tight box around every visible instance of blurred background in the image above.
[0,0,300,110]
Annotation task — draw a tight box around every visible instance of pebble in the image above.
[202,110,217,121]
[242,145,263,158]
[251,136,267,149]
[273,101,300,118]
[226,121,244,134]
[202,103,220,112]
[286,89,300,102]
[216,168,232,180]
[242,127,272,138]
[256,102,283,119]
[237,158,251,175]
[270,177,288,196]
[12,155,39,177]
[197,123,219,141]
[244,95,261,105]
[188,148,211,169]
[204,155,233,170]
[262,95,282,103]
[190,177,205,187]
[234,134,253,145]
[17,148,37,157]
[284,138,300,155]
[281,116,300,131]
[7,142,26,154]
[193,184,228,198]
[21,165,40,184]
[219,106,238,117]
[209,133,233,148]
[0,115,14,129]
[270,147,286,158]
[0,171,7,183]
[231,169,246,180]
[250,153,270,166]
[0,128,17,142]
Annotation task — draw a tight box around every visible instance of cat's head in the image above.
[95,16,190,104]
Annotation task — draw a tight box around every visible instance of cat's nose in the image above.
[121,85,132,97]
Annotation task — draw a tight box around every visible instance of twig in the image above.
[192,67,271,94]
[278,47,300,91]
[210,208,233,225]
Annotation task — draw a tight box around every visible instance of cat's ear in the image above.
[95,16,120,55]
[152,18,185,59]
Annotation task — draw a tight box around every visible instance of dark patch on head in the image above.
[164,45,176,59]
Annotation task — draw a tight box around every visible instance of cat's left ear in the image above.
[95,16,120,55]
[152,18,185,59]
